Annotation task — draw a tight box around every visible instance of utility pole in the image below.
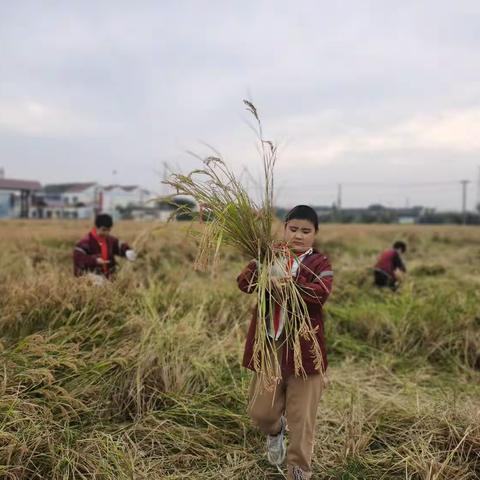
[476,166,480,214]
[460,180,470,225]
[337,183,342,210]
[336,183,342,222]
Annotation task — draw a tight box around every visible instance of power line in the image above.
[343,181,458,187]
[281,180,459,189]
[281,183,460,191]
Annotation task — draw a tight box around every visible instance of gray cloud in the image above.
[1,0,479,209]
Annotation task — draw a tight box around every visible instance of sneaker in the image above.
[266,416,286,465]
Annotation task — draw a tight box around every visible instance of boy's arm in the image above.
[295,257,333,306]
[393,252,406,273]
[73,239,98,273]
[112,237,131,257]
[236,260,258,294]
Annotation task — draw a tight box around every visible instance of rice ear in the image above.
[164,101,324,390]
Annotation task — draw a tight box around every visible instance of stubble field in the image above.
[1,220,479,479]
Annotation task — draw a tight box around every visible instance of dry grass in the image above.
[0,220,479,479]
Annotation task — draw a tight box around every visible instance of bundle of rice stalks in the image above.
[165,101,325,389]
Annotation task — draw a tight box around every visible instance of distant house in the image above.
[33,183,99,219]
[33,183,156,220]
[0,177,42,218]
[100,185,153,219]
[118,195,198,221]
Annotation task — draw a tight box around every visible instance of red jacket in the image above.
[237,250,333,376]
[73,231,130,278]
[374,248,406,279]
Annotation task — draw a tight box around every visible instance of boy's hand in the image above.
[125,250,137,262]
[96,257,110,266]
[396,271,405,283]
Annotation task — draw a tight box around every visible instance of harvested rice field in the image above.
[1,220,479,479]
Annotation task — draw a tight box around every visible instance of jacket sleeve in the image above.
[112,237,131,257]
[236,260,258,294]
[393,252,406,273]
[295,257,333,306]
[73,239,98,275]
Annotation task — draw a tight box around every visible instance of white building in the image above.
[118,195,199,221]
[100,185,153,219]
[34,183,155,220]
[34,183,99,219]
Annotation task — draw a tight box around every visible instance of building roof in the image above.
[102,184,139,192]
[0,178,42,191]
[43,183,97,194]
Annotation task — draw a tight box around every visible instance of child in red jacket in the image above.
[373,241,407,291]
[237,205,333,480]
[73,214,136,280]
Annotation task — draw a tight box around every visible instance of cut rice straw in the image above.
[165,100,325,390]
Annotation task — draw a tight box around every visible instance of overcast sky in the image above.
[1,1,479,210]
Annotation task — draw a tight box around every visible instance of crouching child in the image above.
[73,213,137,281]
[237,205,333,480]
[373,241,407,291]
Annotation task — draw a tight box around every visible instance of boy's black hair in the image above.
[95,213,113,229]
[284,205,319,231]
[393,241,407,253]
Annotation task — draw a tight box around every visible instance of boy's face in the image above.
[284,219,316,253]
[96,226,111,238]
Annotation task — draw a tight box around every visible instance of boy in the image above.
[237,205,333,480]
[73,213,137,279]
[373,241,407,291]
